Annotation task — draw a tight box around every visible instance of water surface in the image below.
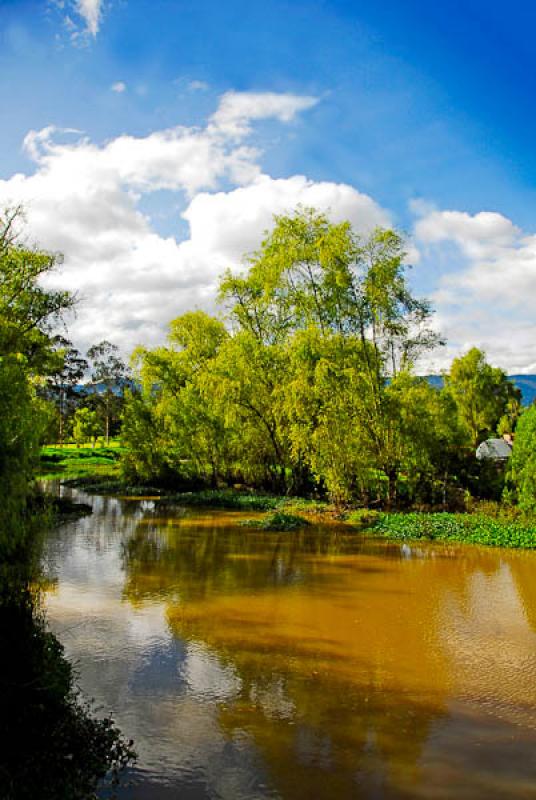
[42,489,536,799]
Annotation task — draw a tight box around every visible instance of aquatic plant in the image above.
[241,511,310,530]
[371,512,536,549]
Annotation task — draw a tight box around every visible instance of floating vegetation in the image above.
[371,512,536,549]
[241,511,310,531]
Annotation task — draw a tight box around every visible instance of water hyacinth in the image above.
[371,512,536,549]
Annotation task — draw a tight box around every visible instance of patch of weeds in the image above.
[346,508,381,527]
[281,497,329,514]
[166,489,281,511]
[370,512,536,549]
[241,511,310,531]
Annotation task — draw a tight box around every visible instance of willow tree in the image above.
[124,208,443,504]
[122,311,234,486]
[220,208,442,504]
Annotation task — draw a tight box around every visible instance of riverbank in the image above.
[38,444,123,482]
[38,448,536,549]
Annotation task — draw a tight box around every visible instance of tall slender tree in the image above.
[86,340,129,444]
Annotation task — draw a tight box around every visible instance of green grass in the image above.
[282,497,329,515]
[164,489,281,510]
[38,445,123,481]
[369,512,536,549]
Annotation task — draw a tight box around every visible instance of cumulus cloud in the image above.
[414,207,536,372]
[111,81,126,93]
[7,84,535,372]
[0,91,387,356]
[209,91,318,138]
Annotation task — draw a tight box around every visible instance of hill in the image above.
[425,375,536,406]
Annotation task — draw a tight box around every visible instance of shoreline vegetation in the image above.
[29,209,536,561]
[40,446,536,549]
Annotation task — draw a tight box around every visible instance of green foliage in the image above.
[371,512,536,549]
[241,511,310,530]
[0,208,74,544]
[39,337,88,445]
[124,209,449,506]
[346,508,381,526]
[0,208,74,369]
[72,407,100,446]
[38,445,122,481]
[86,340,130,443]
[165,489,281,510]
[122,312,237,486]
[507,404,536,511]
[445,348,521,447]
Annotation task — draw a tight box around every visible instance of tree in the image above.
[221,209,442,504]
[508,404,536,512]
[0,207,74,365]
[86,340,129,444]
[122,312,235,486]
[445,348,521,448]
[125,209,444,504]
[72,407,100,448]
[0,206,73,538]
[43,336,88,445]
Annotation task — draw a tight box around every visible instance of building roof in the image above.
[476,438,513,461]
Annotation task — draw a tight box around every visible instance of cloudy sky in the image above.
[1,1,536,371]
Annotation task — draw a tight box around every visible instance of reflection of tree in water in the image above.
[165,580,450,800]
[507,552,536,634]
[0,547,134,799]
[121,513,459,798]
[120,504,536,799]
[122,512,376,604]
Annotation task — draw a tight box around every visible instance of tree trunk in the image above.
[386,469,397,510]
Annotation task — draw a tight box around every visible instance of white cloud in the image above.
[182,175,389,266]
[188,80,209,92]
[76,0,102,37]
[111,81,126,93]
[209,91,319,138]
[51,0,104,41]
[1,91,385,356]
[15,88,536,372]
[415,208,536,372]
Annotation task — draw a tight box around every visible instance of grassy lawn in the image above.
[38,443,124,481]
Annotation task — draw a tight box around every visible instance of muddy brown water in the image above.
[41,488,536,799]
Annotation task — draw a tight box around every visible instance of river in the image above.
[41,488,536,799]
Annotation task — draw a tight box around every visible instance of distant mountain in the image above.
[424,375,536,406]
[509,375,536,406]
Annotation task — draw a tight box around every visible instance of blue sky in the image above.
[1,0,536,370]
